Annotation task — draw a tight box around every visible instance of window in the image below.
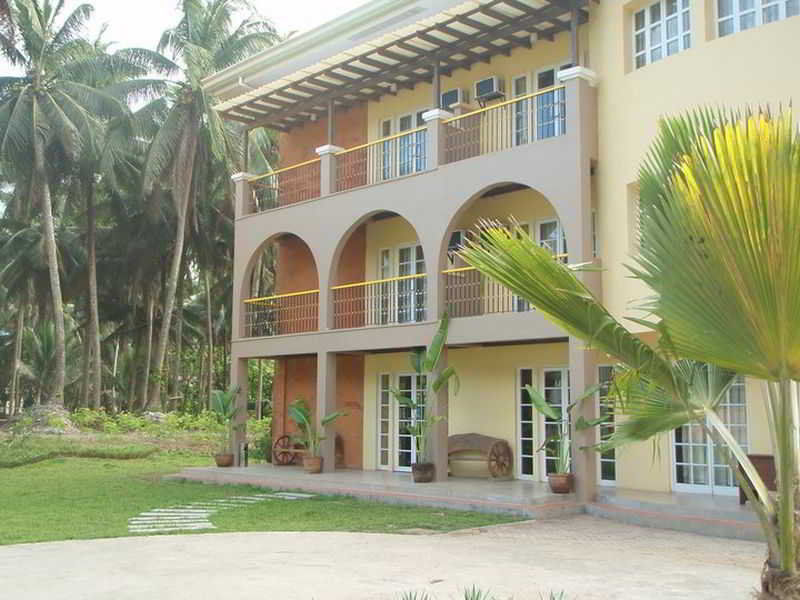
[447,230,466,266]
[535,64,569,138]
[538,219,568,263]
[512,75,530,146]
[634,0,691,69]
[718,0,799,37]
[598,366,616,483]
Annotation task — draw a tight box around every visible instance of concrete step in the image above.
[589,489,764,542]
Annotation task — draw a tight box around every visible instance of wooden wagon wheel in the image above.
[488,441,513,478]
[272,435,296,466]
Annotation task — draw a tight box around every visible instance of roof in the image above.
[208,0,587,132]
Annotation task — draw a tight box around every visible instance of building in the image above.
[203,0,798,504]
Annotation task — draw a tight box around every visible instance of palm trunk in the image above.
[33,112,66,407]
[138,284,154,411]
[256,359,263,421]
[205,272,214,401]
[85,178,102,409]
[9,296,25,415]
[147,113,199,407]
[760,379,800,599]
[169,257,186,411]
[79,315,92,407]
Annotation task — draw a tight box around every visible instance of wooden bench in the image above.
[448,433,513,479]
[740,454,776,505]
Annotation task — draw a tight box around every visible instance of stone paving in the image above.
[127,492,316,534]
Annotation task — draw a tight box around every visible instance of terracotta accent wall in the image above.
[272,354,364,470]
[278,103,368,168]
[275,235,318,294]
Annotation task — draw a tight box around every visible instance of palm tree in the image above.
[0,0,129,406]
[139,0,278,407]
[461,108,800,598]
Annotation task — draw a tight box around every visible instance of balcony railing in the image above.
[335,126,427,193]
[443,267,534,317]
[248,158,321,214]
[332,274,427,329]
[442,85,566,165]
[243,289,319,337]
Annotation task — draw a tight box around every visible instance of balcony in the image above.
[332,274,428,330]
[243,290,319,338]
[240,86,568,218]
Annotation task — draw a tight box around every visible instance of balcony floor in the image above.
[170,464,580,519]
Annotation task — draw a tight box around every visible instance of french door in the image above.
[397,245,426,323]
[377,373,427,472]
[398,111,427,176]
[518,368,570,480]
[673,376,748,495]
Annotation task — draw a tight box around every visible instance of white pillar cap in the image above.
[557,66,598,87]
[230,172,254,182]
[422,108,454,122]
[316,144,344,156]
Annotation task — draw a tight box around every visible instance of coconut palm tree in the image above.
[139,0,279,407]
[461,108,800,598]
[0,0,130,406]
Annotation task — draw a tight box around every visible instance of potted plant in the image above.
[210,385,241,467]
[287,398,347,474]
[391,315,459,483]
[524,383,602,494]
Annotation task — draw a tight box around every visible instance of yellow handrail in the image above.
[336,125,428,156]
[442,266,476,274]
[248,157,322,183]
[331,272,427,290]
[443,85,566,124]
[244,289,320,304]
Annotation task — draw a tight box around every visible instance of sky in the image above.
[1,0,370,69]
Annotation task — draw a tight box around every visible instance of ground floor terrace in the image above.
[226,341,772,538]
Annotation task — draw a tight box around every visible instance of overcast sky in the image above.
[1,0,370,72]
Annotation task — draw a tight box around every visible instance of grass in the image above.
[0,435,157,468]
[0,436,520,545]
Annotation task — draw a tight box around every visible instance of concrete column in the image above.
[230,356,250,465]
[231,172,254,219]
[316,351,337,473]
[428,346,449,482]
[569,337,599,503]
[422,108,452,171]
[316,144,343,196]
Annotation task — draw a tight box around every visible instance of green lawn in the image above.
[0,439,519,545]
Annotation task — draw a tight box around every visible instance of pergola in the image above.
[214,0,589,133]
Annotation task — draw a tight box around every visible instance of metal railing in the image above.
[331,273,427,329]
[335,126,427,193]
[442,85,566,165]
[243,289,319,337]
[248,158,321,214]
[443,267,533,317]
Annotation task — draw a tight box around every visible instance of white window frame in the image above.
[536,218,568,263]
[671,376,750,495]
[377,373,393,470]
[717,0,799,37]
[539,367,571,482]
[394,372,427,472]
[511,74,531,147]
[633,0,692,70]
[517,367,538,480]
[597,364,616,486]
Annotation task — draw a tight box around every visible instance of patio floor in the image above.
[170,464,581,519]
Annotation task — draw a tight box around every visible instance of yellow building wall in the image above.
[364,216,420,280]
[362,343,569,478]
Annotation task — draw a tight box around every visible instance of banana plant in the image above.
[287,397,347,457]
[391,314,459,464]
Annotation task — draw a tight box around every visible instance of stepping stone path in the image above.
[128,492,317,534]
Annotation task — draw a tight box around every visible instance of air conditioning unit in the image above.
[440,88,468,109]
[474,76,505,102]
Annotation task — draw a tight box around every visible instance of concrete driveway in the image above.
[0,516,762,599]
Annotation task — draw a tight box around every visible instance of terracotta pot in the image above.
[214,453,234,468]
[548,473,574,494]
[412,462,435,483]
[303,456,323,474]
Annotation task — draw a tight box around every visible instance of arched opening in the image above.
[440,182,570,319]
[241,233,320,338]
[330,210,427,329]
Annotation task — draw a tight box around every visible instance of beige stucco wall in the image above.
[362,343,570,479]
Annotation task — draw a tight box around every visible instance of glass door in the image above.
[538,219,568,263]
[512,75,530,146]
[397,245,426,323]
[673,376,748,495]
[535,64,569,139]
[377,374,392,470]
[379,119,393,181]
[518,368,536,478]
[598,365,616,484]
[541,368,571,479]
[395,374,427,471]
